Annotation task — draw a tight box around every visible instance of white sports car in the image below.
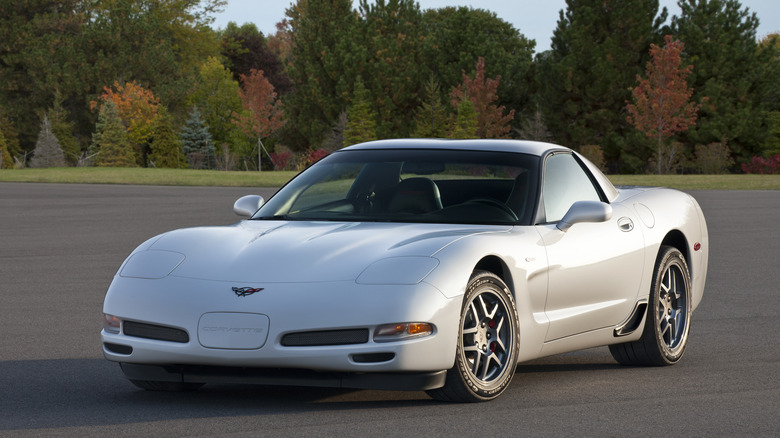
[102,139,708,402]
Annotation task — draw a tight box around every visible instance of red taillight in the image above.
[694,242,701,251]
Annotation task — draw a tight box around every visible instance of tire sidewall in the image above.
[650,248,692,364]
[454,272,520,400]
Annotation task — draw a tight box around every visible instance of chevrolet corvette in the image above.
[101,139,708,402]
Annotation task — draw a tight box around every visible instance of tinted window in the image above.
[542,153,601,223]
[254,149,539,225]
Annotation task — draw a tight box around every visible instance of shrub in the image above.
[269,151,292,170]
[692,142,733,174]
[741,155,780,174]
[306,148,329,164]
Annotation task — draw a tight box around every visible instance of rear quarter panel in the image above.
[616,187,708,311]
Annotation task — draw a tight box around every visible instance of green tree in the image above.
[80,0,224,113]
[48,90,81,166]
[0,0,224,154]
[180,106,215,169]
[343,77,378,146]
[220,22,292,95]
[357,0,426,139]
[542,0,667,172]
[0,128,13,169]
[29,115,66,168]
[149,107,186,168]
[421,6,534,125]
[671,0,768,162]
[0,110,23,165]
[759,34,780,116]
[759,34,780,156]
[412,77,450,138]
[91,100,136,167]
[0,0,84,150]
[93,81,161,166]
[187,57,245,154]
[284,0,359,149]
[448,99,478,139]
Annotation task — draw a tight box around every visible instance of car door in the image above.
[535,152,645,342]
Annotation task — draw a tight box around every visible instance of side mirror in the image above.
[233,195,265,218]
[557,201,612,232]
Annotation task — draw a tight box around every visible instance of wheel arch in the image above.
[659,230,691,276]
[473,256,515,298]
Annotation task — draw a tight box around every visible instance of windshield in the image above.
[253,149,539,225]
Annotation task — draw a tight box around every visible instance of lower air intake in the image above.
[281,329,369,346]
[124,321,189,343]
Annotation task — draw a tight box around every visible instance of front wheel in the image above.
[427,271,520,402]
[609,246,692,366]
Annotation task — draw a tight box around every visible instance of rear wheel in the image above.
[609,246,692,366]
[427,271,519,402]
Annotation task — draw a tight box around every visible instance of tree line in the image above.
[0,0,778,174]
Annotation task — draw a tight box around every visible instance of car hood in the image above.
[139,220,510,283]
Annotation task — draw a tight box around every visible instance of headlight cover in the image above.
[356,256,439,285]
[119,250,185,279]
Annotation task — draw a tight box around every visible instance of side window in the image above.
[542,153,601,223]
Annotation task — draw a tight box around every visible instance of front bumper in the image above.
[102,276,461,375]
[119,363,447,391]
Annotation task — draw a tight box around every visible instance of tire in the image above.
[609,246,692,366]
[129,379,205,392]
[427,271,520,402]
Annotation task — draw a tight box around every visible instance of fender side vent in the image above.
[282,329,369,346]
[124,321,189,343]
[614,301,648,337]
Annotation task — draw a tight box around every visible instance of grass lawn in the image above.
[1,167,778,190]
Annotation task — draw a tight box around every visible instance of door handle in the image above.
[618,217,634,232]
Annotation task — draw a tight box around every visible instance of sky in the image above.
[212,0,780,53]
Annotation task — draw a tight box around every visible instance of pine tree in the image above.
[180,107,215,169]
[357,0,427,139]
[30,115,66,168]
[420,7,534,125]
[543,0,667,172]
[0,129,12,169]
[187,57,245,156]
[0,110,22,163]
[49,90,81,165]
[92,100,136,167]
[284,0,358,149]
[149,107,186,168]
[671,0,769,161]
[343,78,378,147]
[412,77,450,138]
[448,99,478,139]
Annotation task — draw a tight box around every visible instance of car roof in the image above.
[341,139,569,157]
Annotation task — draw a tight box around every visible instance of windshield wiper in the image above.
[252,214,292,221]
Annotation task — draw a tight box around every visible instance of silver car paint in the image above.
[102,139,708,375]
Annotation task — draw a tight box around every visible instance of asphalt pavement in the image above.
[0,183,777,436]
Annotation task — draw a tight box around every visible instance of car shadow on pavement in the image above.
[0,350,631,432]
